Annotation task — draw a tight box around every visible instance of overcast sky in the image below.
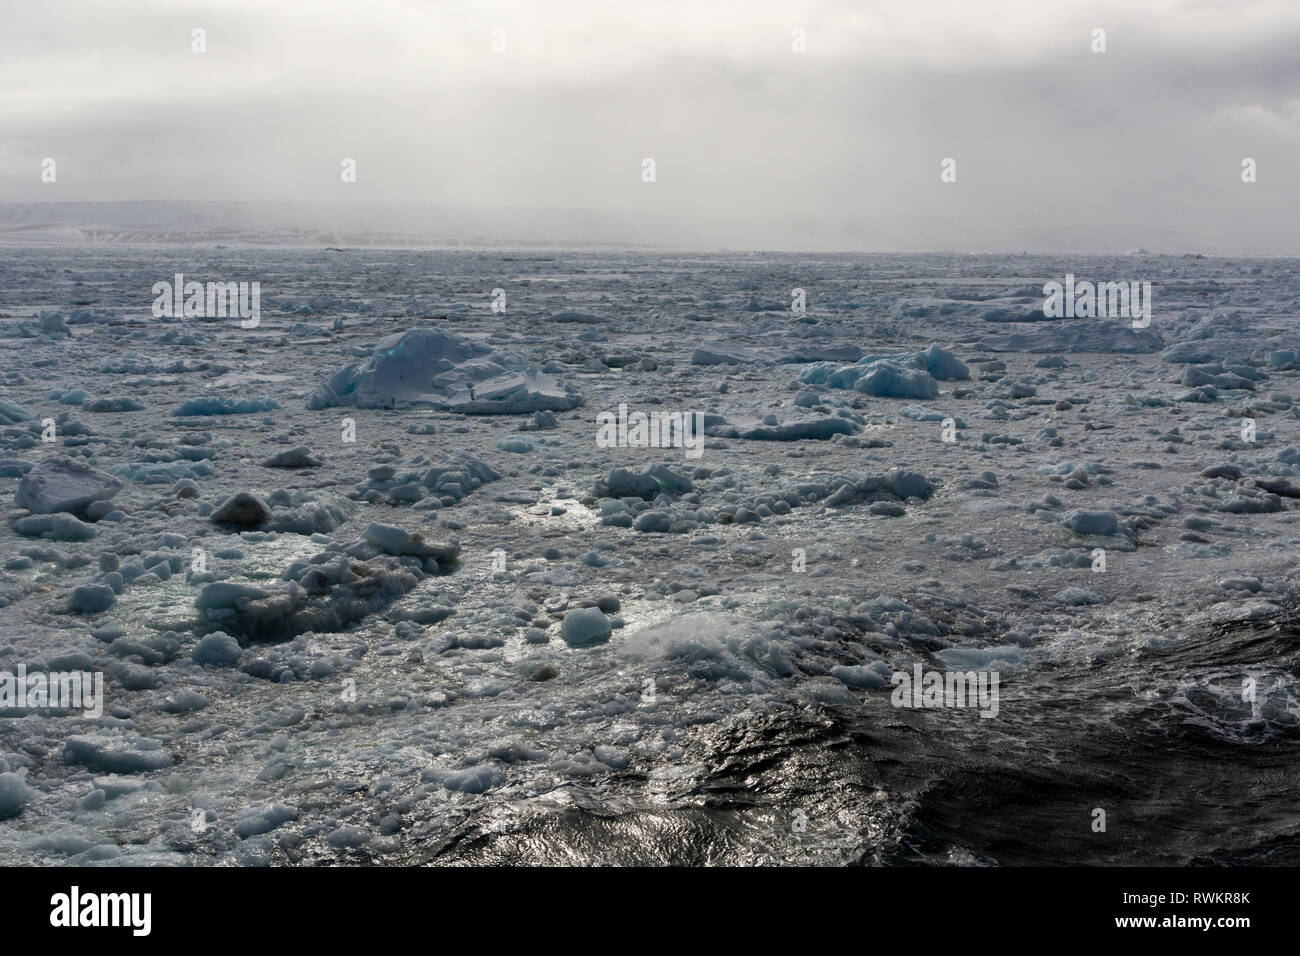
[2,0,1298,252]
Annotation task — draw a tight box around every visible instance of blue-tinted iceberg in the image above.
[307,328,583,414]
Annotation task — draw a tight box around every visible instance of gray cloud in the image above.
[1,0,1297,252]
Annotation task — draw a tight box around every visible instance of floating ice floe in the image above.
[1064,509,1120,535]
[14,513,95,541]
[0,773,33,820]
[354,452,499,507]
[211,492,272,526]
[262,445,322,468]
[1181,366,1257,391]
[1160,341,1221,364]
[690,344,866,366]
[595,465,936,532]
[706,415,858,441]
[560,606,612,646]
[63,733,173,773]
[691,346,762,365]
[14,457,123,517]
[0,400,30,425]
[172,396,279,416]
[196,523,460,640]
[978,323,1164,353]
[595,464,694,499]
[84,397,144,412]
[192,631,242,667]
[66,583,116,614]
[111,460,215,484]
[306,328,583,414]
[796,345,969,399]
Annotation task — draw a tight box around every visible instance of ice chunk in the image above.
[195,582,271,610]
[596,465,694,499]
[633,510,673,532]
[198,549,425,640]
[14,513,95,541]
[111,460,215,484]
[211,492,272,526]
[262,446,322,468]
[1181,366,1255,391]
[1265,349,1297,370]
[64,733,174,773]
[855,361,940,399]
[914,344,970,380]
[777,345,865,364]
[979,324,1163,354]
[14,457,123,517]
[1218,576,1262,593]
[797,346,964,395]
[192,632,243,666]
[1065,510,1119,535]
[422,766,504,794]
[744,418,856,440]
[84,397,144,412]
[0,400,31,424]
[234,804,298,838]
[561,606,612,646]
[0,772,33,819]
[692,346,759,365]
[1054,587,1103,606]
[528,409,558,430]
[884,469,934,500]
[307,328,582,415]
[173,396,279,416]
[705,416,856,441]
[364,522,460,562]
[163,691,207,713]
[1160,341,1221,364]
[443,369,585,415]
[831,664,890,688]
[549,311,605,324]
[67,583,116,613]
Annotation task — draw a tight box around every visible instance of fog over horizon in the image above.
[2,0,1298,253]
